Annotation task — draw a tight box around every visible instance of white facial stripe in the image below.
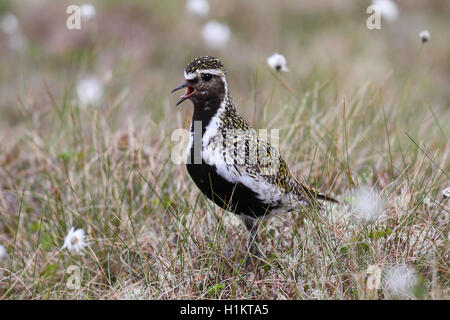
[184,71,196,79]
[184,69,225,80]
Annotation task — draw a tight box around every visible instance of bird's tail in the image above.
[299,183,339,205]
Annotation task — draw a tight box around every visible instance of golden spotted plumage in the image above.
[174,56,337,265]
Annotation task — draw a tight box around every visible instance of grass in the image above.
[0,0,449,299]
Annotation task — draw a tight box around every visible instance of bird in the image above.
[172,56,337,265]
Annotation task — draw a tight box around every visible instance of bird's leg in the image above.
[241,215,259,266]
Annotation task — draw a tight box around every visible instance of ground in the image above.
[0,0,448,299]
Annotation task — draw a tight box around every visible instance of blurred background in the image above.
[0,0,449,133]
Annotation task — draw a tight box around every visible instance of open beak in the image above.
[171,81,196,106]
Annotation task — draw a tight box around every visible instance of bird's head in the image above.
[172,56,228,107]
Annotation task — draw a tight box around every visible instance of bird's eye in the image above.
[202,73,212,82]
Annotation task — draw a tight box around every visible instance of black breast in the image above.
[186,162,273,218]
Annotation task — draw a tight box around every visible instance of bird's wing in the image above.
[209,126,338,210]
[241,131,338,206]
[203,128,316,208]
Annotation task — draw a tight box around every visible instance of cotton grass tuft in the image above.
[351,186,384,222]
[267,53,289,72]
[384,265,418,298]
[62,227,88,254]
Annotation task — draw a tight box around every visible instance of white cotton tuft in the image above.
[0,13,19,35]
[202,21,230,49]
[442,186,450,198]
[62,227,88,254]
[76,77,103,107]
[384,265,418,298]
[0,244,7,260]
[267,53,289,72]
[351,186,384,222]
[372,0,398,22]
[80,4,96,20]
